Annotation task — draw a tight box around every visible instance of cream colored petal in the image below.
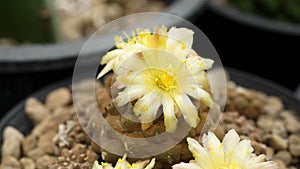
[202,132,224,166]
[97,60,114,79]
[115,84,146,106]
[172,162,201,169]
[185,85,212,107]
[116,71,147,85]
[101,49,124,64]
[114,155,130,169]
[200,58,214,70]
[222,129,240,153]
[145,158,156,169]
[141,50,178,70]
[251,154,266,163]
[162,95,178,132]
[133,90,162,122]
[186,137,214,168]
[167,27,194,49]
[194,72,210,88]
[113,50,137,71]
[174,94,199,128]
[251,161,278,169]
[202,132,221,150]
[232,140,254,166]
[120,52,148,72]
[131,160,149,169]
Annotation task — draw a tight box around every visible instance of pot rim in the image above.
[208,0,300,36]
[0,0,207,73]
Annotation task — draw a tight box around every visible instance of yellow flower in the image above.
[97,26,206,79]
[98,26,214,132]
[172,129,278,169]
[115,49,213,132]
[92,155,155,169]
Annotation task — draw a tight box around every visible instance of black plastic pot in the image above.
[195,1,300,91]
[208,0,300,36]
[1,68,300,160]
[0,0,207,117]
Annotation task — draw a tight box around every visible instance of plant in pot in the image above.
[89,25,277,169]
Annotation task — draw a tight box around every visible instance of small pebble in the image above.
[20,158,35,169]
[263,96,283,116]
[274,159,287,169]
[288,135,300,157]
[1,126,24,159]
[266,134,288,151]
[46,87,72,109]
[274,151,292,165]
[25,97,50,124]
[0,156,21,169]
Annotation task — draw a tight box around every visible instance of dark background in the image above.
[1,7,299,119]
[196,9,300,90]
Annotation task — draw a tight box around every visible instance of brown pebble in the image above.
[233,96,248,110]
[32,107,73,136]
[36,155,57,169]
[27,148,46,161]
[266,134,288,151]
[274,151,292,165]
[46,87,72,109]
[288,135,300,157]
[266,147,275,159]
[272,120,287,138]
[252,141,267,155]
[289,144,300,157]
[22,134,38,156]
[0,156,21,169]
[263,97,283,116]
[285,118,300,133]
[20,158,35,169]
[256,116,274,132]
[274,159,287,169]
[25,97,50,124]
[1,126,24,159]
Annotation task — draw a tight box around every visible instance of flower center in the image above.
[146,69,179,93]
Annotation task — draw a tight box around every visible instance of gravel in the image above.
[1,79,300,169]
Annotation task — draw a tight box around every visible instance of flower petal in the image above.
[167,27,194,49]
[133,90,162,122]
[162,95,178,132]
[187,137,214,168]
[120,52,148,72]
[251,161,278,169]
[185,85,213,107]
[174,94,199,128]
[200,58,214,70]
[202,132,224,166]
[232,140,254,166]
[115,84,146,106]
[222,129,240,153]
[145,158,156,169]
[97,60,114,79]
[101,49,124,64]
[114,155,130,169]
[172,162,201,169]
